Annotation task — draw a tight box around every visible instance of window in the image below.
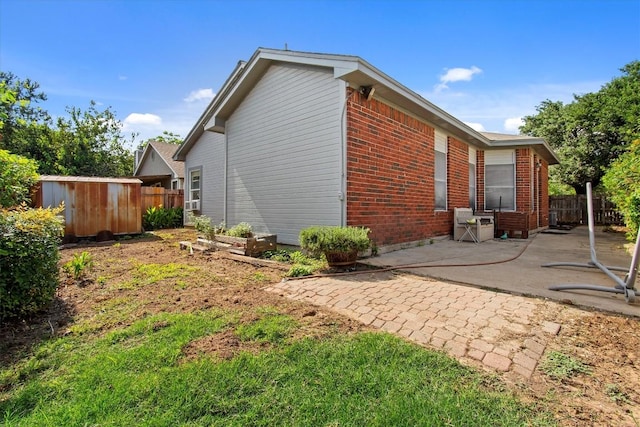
[469,147,476,211]
[434,130,447,210]
[485,150,515,211]
[189,169,201,202]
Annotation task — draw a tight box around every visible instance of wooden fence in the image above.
[141,187,184,212]
[549,194,624,226]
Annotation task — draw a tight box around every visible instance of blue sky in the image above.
[1,0,639,147]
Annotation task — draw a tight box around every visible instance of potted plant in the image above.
[299,225,371,267]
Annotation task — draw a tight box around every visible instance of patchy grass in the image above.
[539,351,592,380]
[0,313,552,426]
[112,262,200,290]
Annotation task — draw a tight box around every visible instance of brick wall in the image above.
[344,88,551,245]
[515,148,532,213]
[346,89,452,246]
[477,150,485,211]
[447,137,470,208]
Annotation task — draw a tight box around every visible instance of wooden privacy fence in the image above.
[141,187,184,211]
[549,194,624,225]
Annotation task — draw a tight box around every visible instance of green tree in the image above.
[521,61,640,194]
[0,149,39,208]
[53,101,134,176]
[602,139,640,239]
[0,71,51,153]
[1,72,135,177]
[137,130,183,150]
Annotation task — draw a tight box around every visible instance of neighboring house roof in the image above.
[135,140,185,178]
[175,48,559,165]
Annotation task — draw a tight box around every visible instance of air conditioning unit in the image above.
[185,200,200,211]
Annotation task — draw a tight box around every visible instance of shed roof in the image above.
[40,175,142,184]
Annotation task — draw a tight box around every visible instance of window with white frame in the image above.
[434,130,447,210]
[469,147,476,211]
[189,169,201,202]
[485,150,515,211]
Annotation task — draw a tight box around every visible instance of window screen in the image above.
[485,164,515,210]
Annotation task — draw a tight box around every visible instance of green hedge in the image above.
[603,139,640,239]
[0,206,64,320]
[143,206,183,231]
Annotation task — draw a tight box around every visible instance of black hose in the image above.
[284,234,537,281]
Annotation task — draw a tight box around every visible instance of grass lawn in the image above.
[1,310,553,426]
[0,230,557,426]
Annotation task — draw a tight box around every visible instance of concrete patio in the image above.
[266,226,638,378]
[363,226,639,317]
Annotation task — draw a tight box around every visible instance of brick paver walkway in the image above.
[266,271,561,378]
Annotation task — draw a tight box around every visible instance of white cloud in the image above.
[124,113,162,126]
[503,117,524,133]
[184,88,215,103]
[420,79,603,135]
[118,75,128,81]
[435,66,482,91]
[464,122,486,132]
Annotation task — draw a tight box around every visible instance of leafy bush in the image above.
[190,214,225,240]
[0,149,39,208]
[143,206,183,231]
[299,226,370,256]
[603,139,640,239]
[191,216,252,239]
[0,205,64,320]
[286,251,326,277]
[226,222,253,238]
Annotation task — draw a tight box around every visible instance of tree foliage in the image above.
[521,61,640,194]
[602,139,640,239]
[0,72,135,177]
[137,131,183,150]
[0,149,40,208]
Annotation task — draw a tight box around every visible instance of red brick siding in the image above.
[477,150,485,211]
[539,158,549,227]
[515,148,532,213]
[447,137,470,208]
[346,90,451,246]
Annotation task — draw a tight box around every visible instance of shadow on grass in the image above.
[0,296,75,367]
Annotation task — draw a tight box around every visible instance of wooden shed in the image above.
[33,175,143,239]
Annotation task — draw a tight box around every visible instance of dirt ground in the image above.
[1,228,638,426]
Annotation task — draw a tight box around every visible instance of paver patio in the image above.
[266,271,562,378]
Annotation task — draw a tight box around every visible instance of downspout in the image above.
[340,83,358,226]
[536,157,541,229]
[223,130,228,226]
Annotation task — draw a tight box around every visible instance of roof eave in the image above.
[173,60,247,161]
[203,48,493,149]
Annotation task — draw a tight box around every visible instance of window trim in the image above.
[484,150,516,211]
[188,166,202,204]
[434,130,447,211]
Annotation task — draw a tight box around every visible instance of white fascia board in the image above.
[489,138,560,165]
[133,143,153,176]
[205,49,362,132]
[175,61,246,160]
[338,58,492,149]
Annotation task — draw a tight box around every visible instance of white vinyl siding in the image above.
[184,131,225,223]
[485,150,516,211]
[434,130,447,210]
[469,147,476,211]
[225,63,343,244]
